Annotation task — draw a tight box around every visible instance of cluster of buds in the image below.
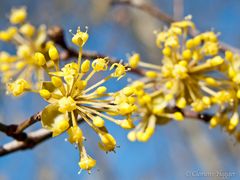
[128,17,240,142]
[0,7,53,88]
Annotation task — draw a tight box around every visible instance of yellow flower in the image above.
[127,19,229,141]
[9,7,27,24]
[98,133,116,152]
[7,79,30,96]
[0,8,50,88]
[0,27,17,41]
[110,62,128,79]
[39,89,51,99]
[172,19,195,29]
[79,155,96,171]
[92,58,108,71]
[71,27,89,47]
[133,20,223,111]
[92,116,105,127]
[21,27,134,172]
[19,23,35,37]
[81,60,90,73]
[68,126,83,144]
[58,97,77,113]
[229,113,239,131]
[51,114,70,137]
[49,45,59,61]
[128,53,140,68]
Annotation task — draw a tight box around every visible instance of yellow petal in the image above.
[41,103,61,129]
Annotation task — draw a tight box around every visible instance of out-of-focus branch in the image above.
[0,117,83,156]
[112,0,174,23]
[111,0,240,54]
[0,112,41,141]
[173,0,184,20]
[0,128,51,156]
[0,108,210,156]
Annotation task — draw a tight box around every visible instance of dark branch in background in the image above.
[111,0,240,54]
[112,0,174,23]
[0,111,42,156]
[173,0,184,20]
[1,0,239,157]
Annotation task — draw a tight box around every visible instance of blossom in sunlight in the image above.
[127,18,226,141]
[0,7,52,88]
[8,27,136,172]
[208,51,240,140]
[126,80,184,142]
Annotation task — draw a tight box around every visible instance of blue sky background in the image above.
[1,0,240,179]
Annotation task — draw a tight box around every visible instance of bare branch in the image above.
[173,0,184,20]
[0,112,41,141]
[111,0,174,23]
[0,119,84,156]
[15,112,42,134]
[0,106,211,157]
[0,129,51,156]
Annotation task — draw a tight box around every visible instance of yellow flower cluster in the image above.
[3,7,240,172]
[0,7,52,88]
[128,18,240,141]
[7,26,136,172]
[208,51,240,139]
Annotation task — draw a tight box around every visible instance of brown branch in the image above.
[111,0,240,54]
[0,129,51,156]
[0,118,84,156]
[0,109,210,156]
[0,122,27,141]
[112,0,174,23]
[15,112,42,134]
[173,0,184,20]
[0,112,41,141]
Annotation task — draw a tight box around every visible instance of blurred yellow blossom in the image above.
[0,7,52,89]
[128,18,227,141]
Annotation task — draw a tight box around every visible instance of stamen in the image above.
[83,76,110,94]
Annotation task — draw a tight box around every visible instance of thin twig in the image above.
[15,112,42,134]
[0,122,27,141]
[173,0,184,20]
[0,112,41,141]
[111,0,174,23]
